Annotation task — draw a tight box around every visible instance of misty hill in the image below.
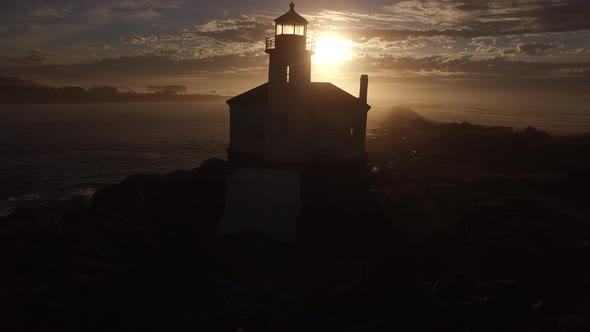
[1,108,589,331]
[371,106,590,173]
[146,85,188,94]
[0,75,37,86]
[0,75,227,104]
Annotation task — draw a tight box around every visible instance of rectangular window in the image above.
[295,25,305,35]
[283,25,295,34]
[350,128,354,136]
[276,25,283,35]
[286,65,290,83]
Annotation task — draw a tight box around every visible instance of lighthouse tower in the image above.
[220,2,371,243]
[265,2,314,163]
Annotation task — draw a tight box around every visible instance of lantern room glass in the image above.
[276,24,306,36]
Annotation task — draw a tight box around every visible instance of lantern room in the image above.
[266,2,315,54]
[275,2,308,36]
[275,2,309,36]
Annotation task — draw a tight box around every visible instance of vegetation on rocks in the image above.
[2,107,589,331]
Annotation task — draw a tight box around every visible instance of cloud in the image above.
[572,48,590,55]
[3,50,586,92]
[515,42,564,55]
[120,17,272,60]
[0,0,184,49]
[0,54,269,86]
[383,0,590,36]
[383,0,475,28]
[127,9,162,20]
[121,17,273,45]
[469,38,567,58]
[469,37,500,54]
[121,36,149,44]
[0,0,588,95]
[468,37,518,57]
[386,37,428,50]
[86,43,112,50]
[83,1,179,23]
[29,2,72,18]
[108,0,182,11]
[195,17,273,42]
[0,26,7,33]
[0,75,37,86]
[344,0,590,48]
[352,53,590,85]
[2,49,55,65]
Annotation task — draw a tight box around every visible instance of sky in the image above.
[1,0,589,105]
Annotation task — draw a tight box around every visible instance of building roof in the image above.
[275,2,309,25]
[227,82,370,110]
[227,83,268,105]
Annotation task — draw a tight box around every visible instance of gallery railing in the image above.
[265,34,315,52]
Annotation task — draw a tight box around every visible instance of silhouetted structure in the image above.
[226,2,370,166]
[220,2,371,243]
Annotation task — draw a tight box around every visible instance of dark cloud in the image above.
[2,49,54,65]
[29,2,72,18]
[468,38,567,57]
[194,18,273,43]
[515,42,564,56]
[0,53,268,83]
[386,0,590,34]
[351,53,590,90]
[340,27,473,43]
[0,74,37,86]
[121,18,272,48]
[361,0,590,42]
[121,36,149,44]
[86,43,111,50]
[119,18,273,60]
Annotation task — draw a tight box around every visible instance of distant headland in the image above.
[0,75,228,104]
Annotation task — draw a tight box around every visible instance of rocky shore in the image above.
[2,108,590,331]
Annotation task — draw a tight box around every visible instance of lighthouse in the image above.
[265,1,314,163]
[220,2,371,243]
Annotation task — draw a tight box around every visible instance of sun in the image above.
[313,35,353,66]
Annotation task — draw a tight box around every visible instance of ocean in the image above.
[1,100,589,216]
[0,102,229,216]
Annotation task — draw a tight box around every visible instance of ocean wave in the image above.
[5,193,41,202]
[0,186,99,217]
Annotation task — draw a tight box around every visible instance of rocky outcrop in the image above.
[2,109,590,331]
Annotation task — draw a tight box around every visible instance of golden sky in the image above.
[1,0,589,105]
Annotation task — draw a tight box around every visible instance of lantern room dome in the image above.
[275,2,308,25]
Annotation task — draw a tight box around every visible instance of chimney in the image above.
[359,74,368,103]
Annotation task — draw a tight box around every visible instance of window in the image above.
[283,24,295,34]
[295,25,305,35]
[276,24,305,36]
[350,128,354,136]
[286,65,290,83]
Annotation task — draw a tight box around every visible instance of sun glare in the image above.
[313,35,353,66]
